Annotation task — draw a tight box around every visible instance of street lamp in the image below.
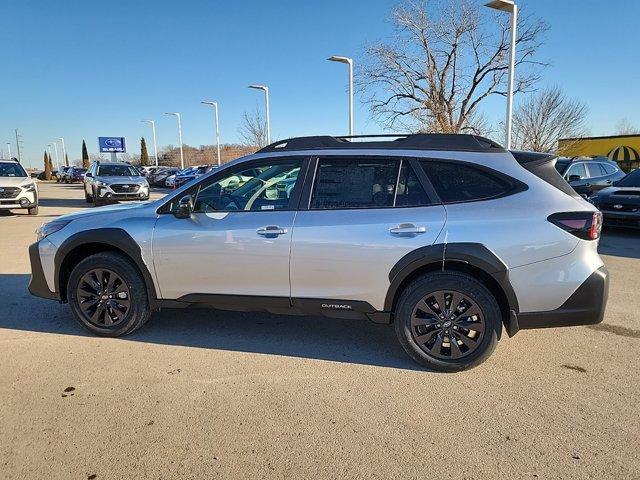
[6,142,11,159]
[201,101,221,165]
[328,55,354,136]
[248,84,271,145]
[141,120,159,166]
[51,141,60,169]
[165,112,185,169]
[485,0,517,149]
[57,137,67,166]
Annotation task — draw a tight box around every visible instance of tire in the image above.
[85,192,92,203]
[27,206,38,215]
[394,271,501,372]
[67,252,151,337]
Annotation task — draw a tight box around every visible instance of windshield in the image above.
[97,164,139,176]
[0,162,27,177]
[617,169,640,188]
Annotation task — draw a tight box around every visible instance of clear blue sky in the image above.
[2,0,639,167]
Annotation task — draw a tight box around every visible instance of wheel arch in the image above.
[385,243,520,336]
[55,228,158,309]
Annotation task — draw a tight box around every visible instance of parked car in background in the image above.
[0,158,39,215]
[30,134,608,372]
[83,161,149,207]
[148,167,180,187]
[65,167,86,183]
[140,166,162,177]
[589,168,640,229]
[554,157,625,197]
[56,166,71,183]
[174,165,218,188]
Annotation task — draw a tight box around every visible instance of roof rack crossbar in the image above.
[257,133,504,153]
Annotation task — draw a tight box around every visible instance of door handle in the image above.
[390,223,426,235]
[606,179,612,184]
[257,225,288,236]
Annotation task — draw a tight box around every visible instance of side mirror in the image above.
[568,174,581,182]
[85,172,93,178]
[174,195,194,219]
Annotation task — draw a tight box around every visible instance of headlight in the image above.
[36,220,72,241]
[96,181,109,187]
[22,182,36,192]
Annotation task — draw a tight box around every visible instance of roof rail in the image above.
[256,133,504,154]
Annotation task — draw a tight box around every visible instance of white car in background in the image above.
[0,158,39,215]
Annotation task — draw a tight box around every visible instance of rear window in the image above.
[419,161,514,203]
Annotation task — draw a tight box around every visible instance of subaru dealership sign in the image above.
[98,137,126,153]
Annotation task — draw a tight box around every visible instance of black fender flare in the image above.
[54,228,158,309]
[384,242,519,319]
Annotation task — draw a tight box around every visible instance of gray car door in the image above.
[152,157,308,299]
[290,156,446,311]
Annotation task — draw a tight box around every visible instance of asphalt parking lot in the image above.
[1,182,639,479]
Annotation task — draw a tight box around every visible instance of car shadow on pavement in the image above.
[599,229,640,259]
[38,197,90,209]
[0,274,419,371]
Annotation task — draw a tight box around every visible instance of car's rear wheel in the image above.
[67,252,151,337]
[394,271,501,372]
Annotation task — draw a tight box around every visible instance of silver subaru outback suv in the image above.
[83,161,149,206]
[29,134,609,372]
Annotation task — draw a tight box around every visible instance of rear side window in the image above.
[310,158,398,209]
[601,163,617,175]
[419,161,514,203]
[586,163,605,177]
[395,162,432,207]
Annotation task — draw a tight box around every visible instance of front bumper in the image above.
[97,185,149,201]
[0,191,37,209]
[28,242,60,301]
[513,266,609,332]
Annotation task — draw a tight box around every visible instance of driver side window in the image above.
[192,160,303,213]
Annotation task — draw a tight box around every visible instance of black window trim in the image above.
[156,156,312,215]
[417,157,529,205]
[298,155,441,212]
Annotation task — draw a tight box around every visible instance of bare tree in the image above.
[511,86,588,153]
[359,0,548,134]
[615,118,639,136]
[238,106,268,149]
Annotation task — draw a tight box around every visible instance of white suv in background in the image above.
[29,134,609,371]
[0,158,38,215]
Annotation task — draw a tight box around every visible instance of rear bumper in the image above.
[28,242,60,301]
[513,266,609,332]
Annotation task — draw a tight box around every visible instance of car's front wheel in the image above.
[67,252,151,337]
[27,206,38,215]
[394,271,501,372]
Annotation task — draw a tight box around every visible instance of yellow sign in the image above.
[558,135,640,171]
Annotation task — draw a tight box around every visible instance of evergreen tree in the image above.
[65,153,69,167]
[48,153,54,177]
[140,137,149,166]
[81,140,90,169]
[44,151,51,180]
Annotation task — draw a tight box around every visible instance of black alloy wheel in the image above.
[410,290,485,360]
[76,268,131,327]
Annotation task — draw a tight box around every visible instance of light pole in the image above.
[57,137,67,166]
[47,144,53,170]
[201,101,221,165]
[51,141,60,169]
[6,142,11,159]
[165,112,185,169]
[141,120,159,166]
[328,55,354,136]
[248,84,270,145]
[485,0,517,149]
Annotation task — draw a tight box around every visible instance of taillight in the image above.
[548,211,602,240]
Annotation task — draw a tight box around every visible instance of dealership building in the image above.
[558,134,640,171]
